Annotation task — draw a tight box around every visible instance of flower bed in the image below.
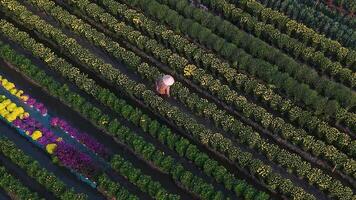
[0,76,48,116]
[0,40,269,199]
[0,136,88,200]
[0,94,98,186]
[50,117,109,158]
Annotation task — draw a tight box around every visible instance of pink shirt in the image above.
[156,79,169,95]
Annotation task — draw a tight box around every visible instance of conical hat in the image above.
[162,75,175,86]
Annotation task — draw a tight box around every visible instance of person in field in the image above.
[156,75,175,97]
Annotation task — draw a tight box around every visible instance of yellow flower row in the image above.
[0,77,57,154]
[0,95,28,122]
[0,76,28,101]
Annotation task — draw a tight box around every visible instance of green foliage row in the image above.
[19,0,356,199]
[121,0,356,133]
[0,5,310,199]
[218,0,356,69]
[110,154,181,200]
[297,0,356,29]
[24,1,356,198]
[17,1,272,197]
[0,136,87,199]
[64,0,356,184]
[181,0,356,91]
[96,174,138,200]
[0,162,41,200]
[110,154,180,200]
[96,0,356,159]
[257,0,356,49]
[0,25,225,200]
[321,0,356,15]
[151,0,356,104]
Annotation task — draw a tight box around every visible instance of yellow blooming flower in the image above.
[13,107,24,115]
[24,112,29,118]
[184,65,197,77]
[20,95,29,101]
[1,79,8,86]
[31,130,42,141]
[16,90,24,97]
[0,109,8,117]
[46,143,57,154]
[4,82,15,91]
[133,18,141,25]
[6,103,16,112]
[9,88,17,95]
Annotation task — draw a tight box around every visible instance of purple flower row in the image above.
[23,95,48,116]
[51,117,109,158]
[13,117,57,145]
[13,117,98,178]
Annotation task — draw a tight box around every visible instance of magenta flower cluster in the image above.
[51,117,109,158]
[23,95,48,116]
[55,142,98,178]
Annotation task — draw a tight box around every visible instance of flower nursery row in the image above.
[146,0,356,105]
[0,164,41,200]
[0,34,271,200]
[118,0,356,133]
[257,0,356,48]
[6,0,356,199]
[0,7,284,198]
[297,0,356,28]
[57,0,351,186]
[0,64,184,200]
[0,37,235,200]
[0,0,355,199]
[0,67,155,199]
[214,0,356,68]
[0,136,87,200]
[0,0,350,199]
[83,0,355,159]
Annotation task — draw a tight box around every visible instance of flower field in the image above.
[0,0,354,199]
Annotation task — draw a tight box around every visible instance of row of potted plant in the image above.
[50,117,109,158]
[215,0,356,68]
[0,95,27,122]
[0,76,140,200]
[0,136,87,200]
[50,118,180,200]
[91,0,355,159]
[0,94,100,179]
[58,0,356,191]
[143,0,356,101]
[119,0,356,133]
[0,16,268,199]
[0,76,48,116]
[297,0,356,29]
[0,24,226,200]
[0,164,41,200]
[0,73,173,199]
[0,5,314,199]
[256,0,356,49]
[0,41,269,200]
[37,1,356,198]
